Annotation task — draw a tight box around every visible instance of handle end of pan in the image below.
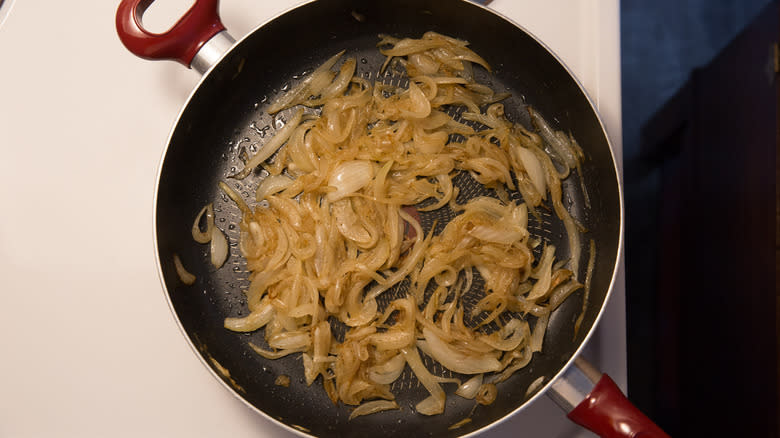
[115,0,226,68]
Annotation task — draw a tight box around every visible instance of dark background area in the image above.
[621,0,778,436]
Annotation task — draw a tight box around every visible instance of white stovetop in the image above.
[0,1,624,437]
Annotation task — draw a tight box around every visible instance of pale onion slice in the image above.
[218,181,250,214]
[525,376,545,398]
[248,342,306,359]
[400,81,431,119]
[536,145,581,277]
[306,69,337,101]
[191,204,214,244]
[408,53,439,75]
[256,174,295,201]
[210,227,229,269]
[574,239,597,338]
[570,134,591,209]
[455,374,483,399]
[415,110,450,130]
[529,107,579,170]
[530,313,549,353]
[173,254,196,285]
[348,400,399,420]
[448,418,472,431]
[224,300,274,332]
[468,224,525,245]
[368,329,414,352]
[458,196,507,217]
[267,331,311,350]
[303,323,335,385]
[401,346,445,416]
[309,57,357,105]
[267,51,344,114]
[562,212,581,278]
[366,209,427,300]
[372,160,393,202]
[413,128,448,155]
[287,303,319,318]
[548,281,583,312]
[379,37,443,58]
[527,245,556,300]
[516,146,547,196]
[234,108,305,179]
[332,199,372,245]
[286,120,318,174]
[327,160,374,201]
[267,196,304,228]
[302,353,317,386]
[479,319,528,351]
[515,202,529,225]
[415,395,444,416]
[312,321,332,360]
[368,353,406,385]
[421,327,501,374]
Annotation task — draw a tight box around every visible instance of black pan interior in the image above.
[155,0,621,436]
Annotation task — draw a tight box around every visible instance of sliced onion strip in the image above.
[256,174,295,201]
[455,373,483,399]
[421,327,501,374]
[348,400,400,420]
[234,108,305,180]
[525,376,545,398]
[210,227,229,269]
[530,313,549,353]
[401,346,445,416]
[173,254,196,285]
[191,204,214,243]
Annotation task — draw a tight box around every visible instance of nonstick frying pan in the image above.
[116,0,668,436]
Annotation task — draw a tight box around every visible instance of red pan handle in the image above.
[115,0,225,67]
[567,373,670,438]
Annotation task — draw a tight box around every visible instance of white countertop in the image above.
[0,1,623,437]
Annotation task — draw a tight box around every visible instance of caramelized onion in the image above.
[349,400,400,420]
[421,328,501,374]
[475,383,497,405]
[207,31,592,419]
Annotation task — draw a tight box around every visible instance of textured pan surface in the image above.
[154,0,621,436]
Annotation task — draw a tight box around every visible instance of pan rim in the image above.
[151,0,625,436]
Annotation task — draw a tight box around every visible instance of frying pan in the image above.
[116,0,668,436]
